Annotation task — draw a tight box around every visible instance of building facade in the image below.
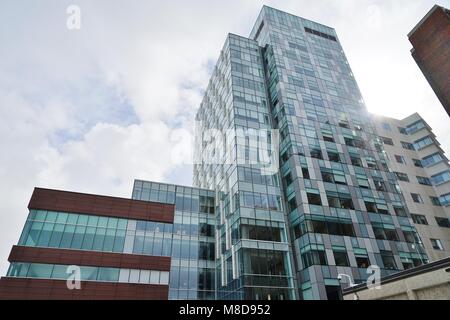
[343,257,450,300]
[0,188,173,299]
[131,180,216,300]
[408,4,450,116]
[372,113,450,262]
[1,6,449,301]
[193,6,429,300]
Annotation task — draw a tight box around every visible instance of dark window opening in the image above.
[380,251,397,270]
[292,219,355,239]
[435,217,450,228]
[307,193,322,206]
[310,148,323,160]
[322,171,334,183]
[395,172,410,182]
[393,206,407,217]
[333,251,350,267]
[288,197,297,213]
[381,137,394,146]
[411,214,428,225]
[356,256,370,268]
[365,201,377,213]
[412,159,423,168]
[304,27,337,42]
[242,224,282,242]
[327,196,354,210]
[325,285,342,301]
[339,122,350,129]
[327,151,341,163]
[302,167,310,180]
[373,179,386,192]
[385,229,399,241]
[351,156,363,167]
[301,250,328,268]
[403,231,416,243]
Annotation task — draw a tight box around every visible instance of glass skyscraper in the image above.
[193,6,428,300]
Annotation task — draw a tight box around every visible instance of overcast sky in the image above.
[0,0,449,275]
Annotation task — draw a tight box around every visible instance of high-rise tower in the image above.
[194,6,428,300]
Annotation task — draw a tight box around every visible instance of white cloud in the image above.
[0,0,448,277]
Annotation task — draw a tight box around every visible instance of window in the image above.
[381,137,394,146]
[301,250,328,268]
[327,151,340,162]
[293,218,355,238]
[333,250,350,267]
[401,141,414,150]
[431,171,450,185]
[310,148,323,160]
[357,175,370,189]
[288,197,297,213]
[411,193,423,203]
[430,239,444,250]
[406,120,426,134]
[385,229,399,241]
[338,121,350,129]
[373,226,398,241]
[302,167,310,180]
[365,201,377,213]
[398,127,407,135]
[325,285,342,301]
[350,156,363,167]
[395,155,405,164]
[416,176,432,186]
[394,206,407,217]
[382,122,391,131]
[403,231,417,243]
[307,193,322,206]
[327,194,354,210]
[355,256,370,268]
[440,193,450,206]
[323,135,334,143]
[395,172,409,182]
[430,197,442,206]
[366,157,378,169]
[321,171,334,183]
[321,170,347,185]
[411,214,428,225]
[380,251,397,270]
[435,217,450,228]
[412,159,423,168]
[422,153,444,167]
[373,179,386,192]
[334,173,347,185]
[413,136,434,150]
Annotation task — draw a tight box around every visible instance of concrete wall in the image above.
[343,266,450,300]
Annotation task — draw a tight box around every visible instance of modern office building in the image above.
[0,183,216,300]
[1,6,449,301]
[193,6,429,300]
[372,113,450,262]
[408,4,450,116]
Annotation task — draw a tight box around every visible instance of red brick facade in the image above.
[409,5,450,116]
[29,187,175,223]
[0,278,168,300]
[0,188,174,300]
[8,246,171,271]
